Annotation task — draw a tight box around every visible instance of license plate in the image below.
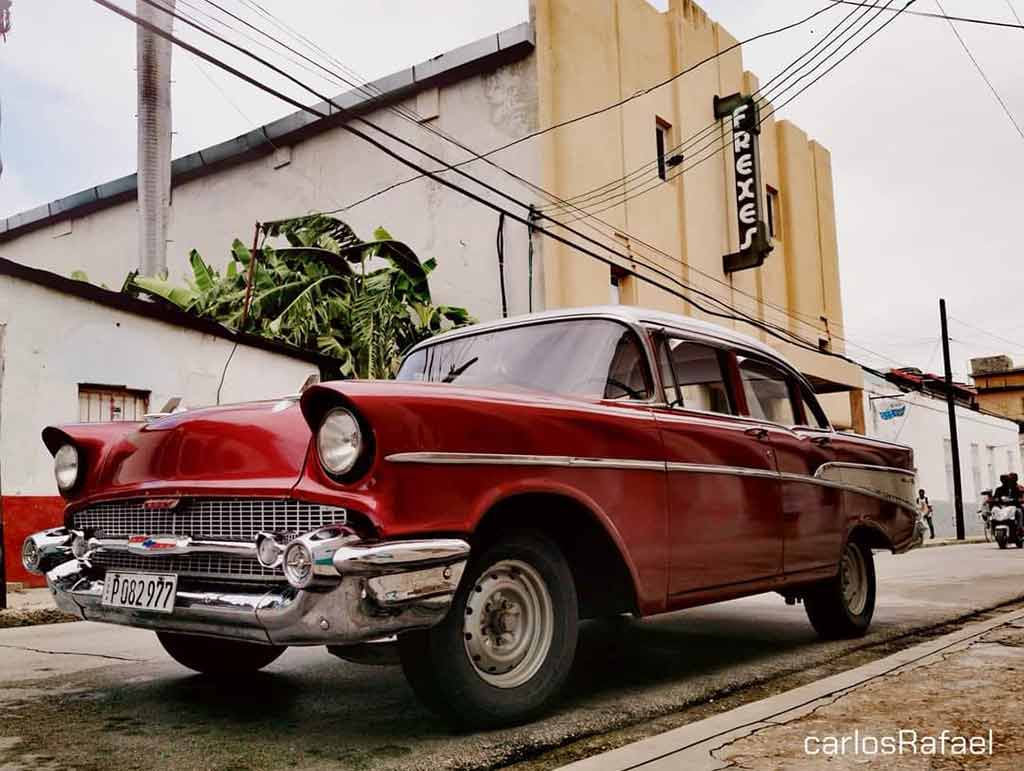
[101,571,178,614]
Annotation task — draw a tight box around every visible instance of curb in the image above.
[559,606,1024,770]
[921,536,988,549]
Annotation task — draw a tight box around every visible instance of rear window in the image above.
[397,319,652,400]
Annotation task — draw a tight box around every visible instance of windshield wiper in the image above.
[442,357,479,384]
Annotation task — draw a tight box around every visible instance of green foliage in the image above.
[122,215,474,379]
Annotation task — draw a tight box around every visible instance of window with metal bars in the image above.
[78,384,151,423]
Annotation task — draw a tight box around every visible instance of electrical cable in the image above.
[92,0,915,384]
[551,0,895,218]
[156,0,916,373]
[934,0,1024,141]
[191,0,906,366]
[828,0,1024,28]
[327,2,845,212]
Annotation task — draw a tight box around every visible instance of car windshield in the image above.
[397,319,652,400]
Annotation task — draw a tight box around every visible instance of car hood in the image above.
[45,398,313,506]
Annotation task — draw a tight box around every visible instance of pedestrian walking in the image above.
[917,489,935,539]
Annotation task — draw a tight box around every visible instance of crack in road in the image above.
[0,643,146,662]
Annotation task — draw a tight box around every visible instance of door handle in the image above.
[811,436,832,447]
[744,427,769,439]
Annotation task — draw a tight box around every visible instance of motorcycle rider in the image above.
[992,474,1023,532]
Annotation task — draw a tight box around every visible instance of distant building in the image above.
[0,0,864,428]
[0,257,329,587]
[971,355,1024,425]
[862,370,1022,538]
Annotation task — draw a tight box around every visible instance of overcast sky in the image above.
[2,0,1022,380]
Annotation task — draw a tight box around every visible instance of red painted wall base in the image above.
[2,496,65,588]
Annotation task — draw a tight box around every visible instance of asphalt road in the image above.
[1,543,1022,771]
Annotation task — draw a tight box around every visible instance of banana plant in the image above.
[122,215,474,379]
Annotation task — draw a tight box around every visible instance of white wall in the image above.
[0,276,318,495]
[0,56,542,325]
[862,372,1022,538]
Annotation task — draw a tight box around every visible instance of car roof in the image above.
[412,305,781,360]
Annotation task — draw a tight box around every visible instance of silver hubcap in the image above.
[463,559,554,689]
[840,544,868,616]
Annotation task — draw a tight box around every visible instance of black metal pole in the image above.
[940,298,966,540]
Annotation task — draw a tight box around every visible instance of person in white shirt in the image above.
[916,489,935,539]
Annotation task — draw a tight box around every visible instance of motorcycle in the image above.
[989,495,1023,549]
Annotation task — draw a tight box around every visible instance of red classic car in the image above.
[24,306,922,726]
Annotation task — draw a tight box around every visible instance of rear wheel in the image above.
[157,631,286,675]
[398,530,578,728]
[804,540,876,640]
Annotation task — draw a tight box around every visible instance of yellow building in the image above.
[534,0,863,428]
[0,0,863,426]
[971,356,1024,424]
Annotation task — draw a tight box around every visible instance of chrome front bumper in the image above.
[31,528,470,646]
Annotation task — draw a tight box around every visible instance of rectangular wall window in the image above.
[987,445,996,490]
[78,384,150,423]
[766,186,781,240]
[970,443,981,500]
[655,119,671,181]
[943,438,954,499]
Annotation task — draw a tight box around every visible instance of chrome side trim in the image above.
[814,461,916,479]
[665,462,780,481]
[385,452,666,472]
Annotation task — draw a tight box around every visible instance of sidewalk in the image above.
[0,586,73,629]
[561,607,1024,770]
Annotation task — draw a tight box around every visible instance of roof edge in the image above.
[0,255,339,369]
[0,21,535,243]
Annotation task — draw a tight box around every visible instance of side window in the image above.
[604,329,652,400]
[799,388,830,429]
[661,339,732,414]
[738,356,796,424]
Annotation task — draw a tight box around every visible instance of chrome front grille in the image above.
[91,551,282,582]
[74,497,348,583]
[72,498,347,542]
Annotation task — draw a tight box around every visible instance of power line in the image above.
[933,0,1024,141]
[91,0,914,384]
[337,3,845,212]
[181,0,898,364]
[554,0,900,219]
[539,0,879,214]
[210,0,910,364]
[829,0,1024,28]
[948,315,1024,354]
[161,0,915,375]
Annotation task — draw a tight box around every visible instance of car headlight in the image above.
[54,444,80,492]
[317,407,362,477]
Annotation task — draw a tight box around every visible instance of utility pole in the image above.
[136,0,174,277]
[940,298,966,540]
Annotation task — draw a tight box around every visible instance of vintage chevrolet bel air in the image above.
[24,306,922,726]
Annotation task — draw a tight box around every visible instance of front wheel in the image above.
[804,541,876,640]
[398,530,578,728]
[157,631,286,675]
[996,532,1008,549]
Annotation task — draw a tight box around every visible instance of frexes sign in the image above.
[715,93,773,273]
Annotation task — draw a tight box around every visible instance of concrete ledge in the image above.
[921,535,989,549]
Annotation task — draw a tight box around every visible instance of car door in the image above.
[652,334,784,596]
[735,355,842,576]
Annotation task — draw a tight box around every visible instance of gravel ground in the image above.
[716,621,1024,769]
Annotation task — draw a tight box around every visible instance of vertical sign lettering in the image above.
[714,93,772,273]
